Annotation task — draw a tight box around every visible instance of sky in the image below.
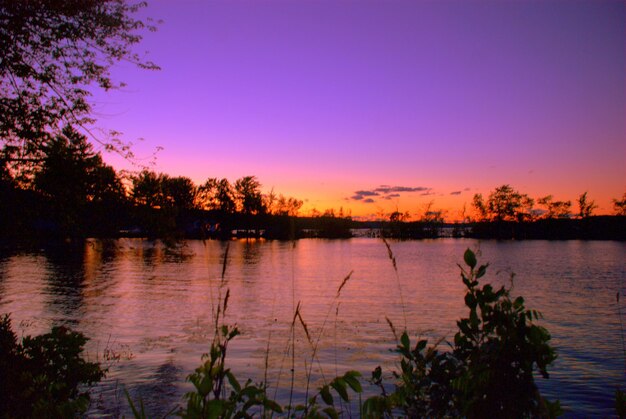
[92,0,625,220]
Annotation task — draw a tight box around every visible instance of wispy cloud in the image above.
[450,191,462,195]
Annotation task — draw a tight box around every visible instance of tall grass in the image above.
[118,242,560,418]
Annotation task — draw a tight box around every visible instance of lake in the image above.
[0,238,624,417]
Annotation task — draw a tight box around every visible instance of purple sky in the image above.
[93,0,625,219]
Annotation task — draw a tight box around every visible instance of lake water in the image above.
[0,238,624,417]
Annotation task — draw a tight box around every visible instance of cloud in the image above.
[351,190,380,201]
[374,185,430,194]
[355,190,379,196]
[450,191,462,195]
[349,185,432,201]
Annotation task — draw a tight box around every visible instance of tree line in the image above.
[0,127,313,239]
[471,184,626,222]
[466,185,625,240]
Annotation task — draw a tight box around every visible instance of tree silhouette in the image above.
[215,178,236,214]
[472,186,534,223]
[131,170,165,208]
[234,176,264,216]
[196,178,219,210]
[276,195,303,216]
[33,125,125,233]
[537,195,571,219]
[35,126,123,203]
[1,0,158,165]
[487,185,522,221]
[577,192,596,218]
[614,193,626,216]
[472,193,488,221]
[162,176,196,210]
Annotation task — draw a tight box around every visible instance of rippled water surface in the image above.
[0,238,624,417]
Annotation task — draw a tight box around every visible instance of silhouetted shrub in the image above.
[0,315,104,418]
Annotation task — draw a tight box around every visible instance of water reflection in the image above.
[43,242,88,325]
[0,239,623,418]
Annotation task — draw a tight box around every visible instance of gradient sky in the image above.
[92,0,625,219]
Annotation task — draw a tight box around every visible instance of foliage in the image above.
[180,324,282,419]
[35,126,125,202]
[617,388,626,419]
[363,335,460,418]
[264,190,303,217]
[577,192,596,218]
[172,249,559,419]
[30,125,126,235]
[537,195,572,219]
[0,0,159,164]
[234,176,265,216]
[296,371,362,419]
[363,249,560,418]
[472,185,534,222]
[132,170,167,208]
[453,249,559,418]
[194,178,237,214]
[614,193,626,216]
[132,171,197,211]
[0,314,105,418]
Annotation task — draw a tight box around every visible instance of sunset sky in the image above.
[93,0,625,220]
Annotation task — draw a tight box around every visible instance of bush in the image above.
[363,248,561,418]
[0,315,104,418]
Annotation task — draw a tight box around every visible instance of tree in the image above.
[537,195,572,219]
[1,0,159,165]
[234,175,264,215]
[34,125,125,231]
[487,185,523,221]
[162,176,196,210]
[215,178,236,214]
[577,192,596,218]
[614,193,626,216]
[389,210,410,223]
[269,193,303,217]
[131,171,197,211]
[196,178,219,210]
[472,194,488,221]
[131,170,164,208]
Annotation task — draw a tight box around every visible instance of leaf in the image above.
[400,331,410,351]
[320,385,333,405]
[464,248,477,269]
[225,371,241,393]
[323,406,339,419]
[476,264,488,279]
[342,372,362,393]
[465,293,476,308]
[263,398,283,413]
[205,399,225,419]
[331,378,350,402]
